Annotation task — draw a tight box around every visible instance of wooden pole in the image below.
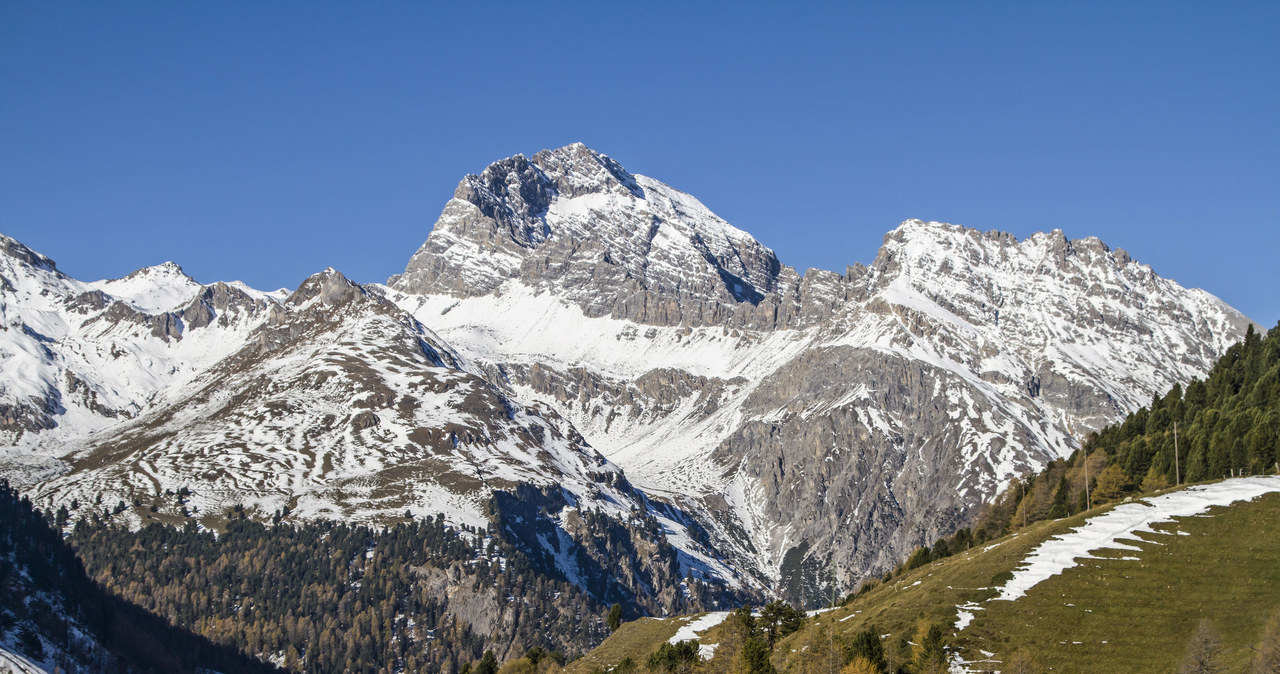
[1083,448,1091,511]
[1174,421,1180,486]
[1020,478,1027,528]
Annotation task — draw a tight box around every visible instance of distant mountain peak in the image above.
[117,260,190,281]
[287,266,366,307]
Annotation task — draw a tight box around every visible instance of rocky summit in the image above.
[386,143,1252,602]
[0,143,1254,607]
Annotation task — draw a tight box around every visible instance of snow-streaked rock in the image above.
[0,144,1256,606]
[0,241,755,608]
[387,145,1253,602]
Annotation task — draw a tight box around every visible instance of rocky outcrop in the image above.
[392,143,799,328]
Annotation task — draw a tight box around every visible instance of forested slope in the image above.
[0,481,279,673]
[970,320,1280,540]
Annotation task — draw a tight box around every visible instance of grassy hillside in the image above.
[551,325,1280,673]
[564,617,687,673]
[812,482,1280,673]
[565,479,1280,673]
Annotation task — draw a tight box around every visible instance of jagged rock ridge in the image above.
[0,143,1256,607]
[387,144,1253,603]
[0,235,754,618]
[393,143,794,328]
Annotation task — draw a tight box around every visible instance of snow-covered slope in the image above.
[0,240,752,605]
[0,234,281,476]
[386,144,1253,602]
[0,143,1256,606]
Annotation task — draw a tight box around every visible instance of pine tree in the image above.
[841,626,886,672]
[607,603,623,632]
[912,621,947,674]
[473,649,498,674]
[738,635,775,674]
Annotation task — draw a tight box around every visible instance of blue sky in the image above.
[3,2,1278,323]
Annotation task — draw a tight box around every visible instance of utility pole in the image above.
[1019,478,1027,528]
[1174,421,1180,486]
[829,570,837,674]
[1083,447,1091,511]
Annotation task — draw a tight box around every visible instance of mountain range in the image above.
[0,143,1252,606]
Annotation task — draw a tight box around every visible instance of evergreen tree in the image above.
[912,621,947,674]
[473,649,498,674]
[646,640,699,673]
[739,635,776,674]
[607,603,623,632]
[841,626,886,672]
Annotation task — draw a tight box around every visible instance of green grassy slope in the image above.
[565,616,688,673]
[951,489,1280,673]
[573,480,1280,673]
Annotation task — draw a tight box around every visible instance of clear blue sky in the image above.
[3,2,1277,324]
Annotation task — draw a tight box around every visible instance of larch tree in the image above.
[1180,619,1225,674]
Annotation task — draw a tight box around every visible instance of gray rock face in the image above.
[389,145,1255,602]
[393,143,794,328]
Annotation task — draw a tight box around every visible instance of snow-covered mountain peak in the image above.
[387,155,1254,599]
[286,266,366,308]
[4,252,756,600]
[124,260,187,278]
[529,142,642,198]
[0,236,283,448]
[1,148,1260,606]
[393,145,786,326]
[88,261,202,314]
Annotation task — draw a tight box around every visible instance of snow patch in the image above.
[996,476,1280,602]
[668,611,731,660]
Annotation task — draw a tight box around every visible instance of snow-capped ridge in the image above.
[386,148,1254,600]
[88,261,203,314]
[286,267,367,307]
[0,235,281,448]
[0,234,61,276]
[881,219,1158,278]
